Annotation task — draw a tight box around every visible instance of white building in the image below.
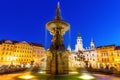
[68,33,97,68]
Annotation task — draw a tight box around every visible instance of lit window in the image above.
[1,57,3,60]
[117,53,119,56]
[2,52,4,54]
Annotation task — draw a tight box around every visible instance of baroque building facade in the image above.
[31,43,46,68]
[68,33,97,68]
[0,40,45,67]
[68,33,120,71]
[96,44,120,71]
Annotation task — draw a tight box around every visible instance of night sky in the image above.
[0,0,120,50]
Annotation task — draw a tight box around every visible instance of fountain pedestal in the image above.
[46,2,70,74]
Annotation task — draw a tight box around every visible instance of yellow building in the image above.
[14,41,33,66]
[31,43,45,67]
[0,40,45,67]
[0,40,15,65]
[114,46,120,71]
[96,44,116,69]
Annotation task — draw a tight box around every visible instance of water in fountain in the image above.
[45,27,47,50]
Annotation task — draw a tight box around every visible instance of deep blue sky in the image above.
[0,0,120,50]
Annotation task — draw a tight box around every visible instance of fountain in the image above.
[17,2,96,80]
[46,2,70,75]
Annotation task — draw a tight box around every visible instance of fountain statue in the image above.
[46,2,70,74]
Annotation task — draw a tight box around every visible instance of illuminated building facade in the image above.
[69,33,97,68]
[114,46,120,71]
[0,40,16,65]
[14,41,33,66]
[84,50,97,68]
[0,40,45,66]
[97,45,120,71]
[31,43,45,67]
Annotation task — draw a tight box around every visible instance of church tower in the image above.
[90,39,95,49]
[75,33,84,52]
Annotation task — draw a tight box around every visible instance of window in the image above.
[117,53,119,56]
[1,57,3,60]
[3,48,5,50]
[107,58,109,62]
[2,52,4,54]
[113,58,114,61]
[106,53,108,56]
[111,52,113,56]
[102,58,104,62]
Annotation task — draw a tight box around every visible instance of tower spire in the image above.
[90,38,95,49]
[78,32,80,37]
[91,38,93,42]
[55,1,61,20]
